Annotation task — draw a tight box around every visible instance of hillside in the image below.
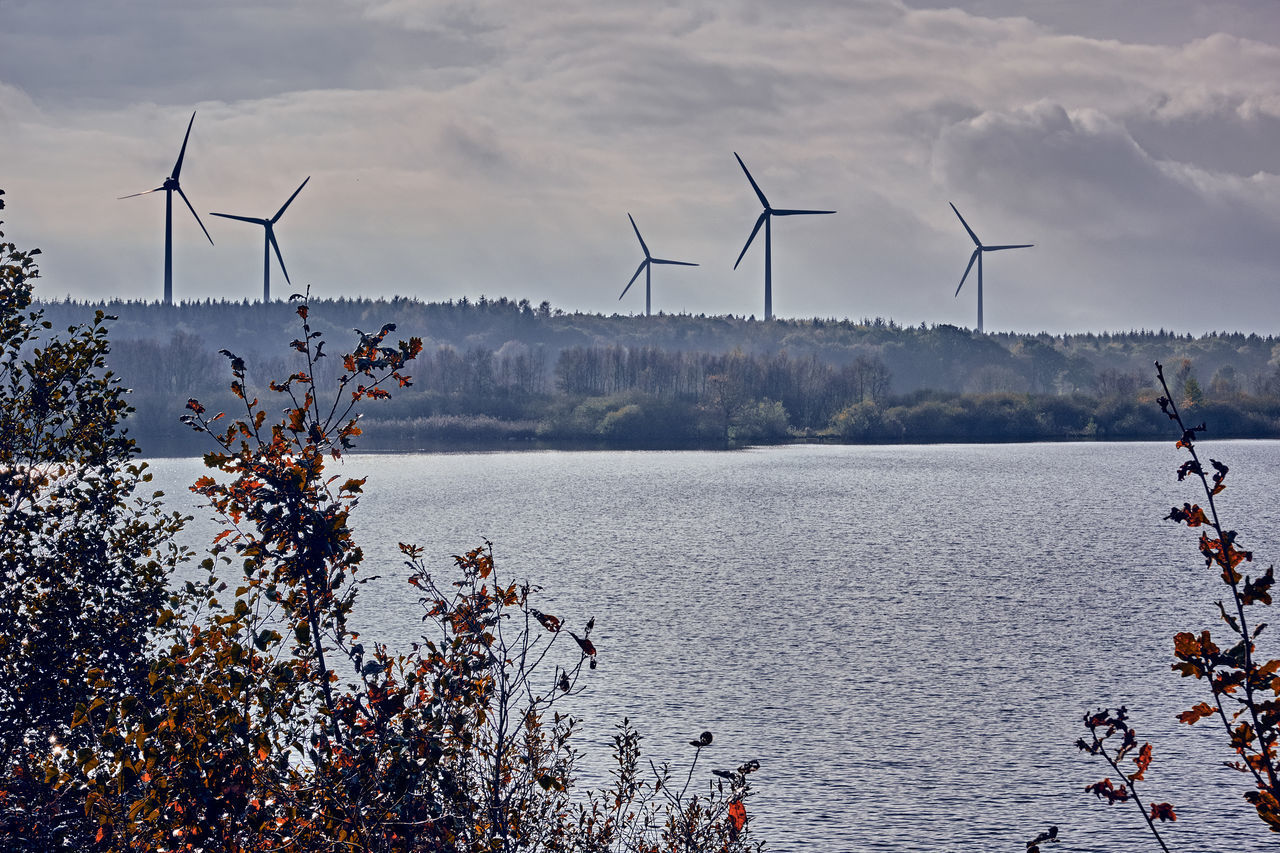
[35,297,1280,454]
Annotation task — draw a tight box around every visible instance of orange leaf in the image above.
[1178,702,1215,725]
[531,609,562,633]
[728,800,747,835]
[1129,742,1152,781]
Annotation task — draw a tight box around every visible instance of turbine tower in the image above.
[118,111,214,305]
[619,213,697,316]
[732,152,834,321]
[950,203,1033,334]
[210,177,311,302]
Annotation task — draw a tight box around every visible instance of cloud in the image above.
[2,1,1279,331]
[934,101,1280,252]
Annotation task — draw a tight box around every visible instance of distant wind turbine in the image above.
[210,177,311,302]
[619,213,697,317]
[118,111,214,305]
[732,153,835,321]
[950,203,1033,334]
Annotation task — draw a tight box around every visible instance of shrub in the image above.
[0,191,187,850]
[10,281,764,852]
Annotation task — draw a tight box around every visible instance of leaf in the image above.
[1178,702,1215,725]
[1128,742,1152,781]
[1165,503,1209,527]
[728,800,747,838]
[1176,460,1202,481]
[1243,566,1275,606]
[569,630,596,658]
[1150,802,1177,822]
[1085,778,1129,804]
[531,609,561,633]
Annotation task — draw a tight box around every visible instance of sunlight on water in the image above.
[146,441,1280,852]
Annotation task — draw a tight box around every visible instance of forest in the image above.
[33,295,1280,454]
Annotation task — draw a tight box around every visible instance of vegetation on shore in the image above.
[32,296,1280,454]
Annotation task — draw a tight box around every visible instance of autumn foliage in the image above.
[0,198,762,853]
[1077,359,1280,847]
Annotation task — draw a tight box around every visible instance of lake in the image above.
[146,441,1280,851]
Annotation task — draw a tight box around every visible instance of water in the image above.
[146,441,1280,851]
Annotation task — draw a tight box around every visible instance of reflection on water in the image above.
[147,441,1280,852]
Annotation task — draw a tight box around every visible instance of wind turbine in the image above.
[732,152,835,321]
[619,213,697,316]
[950,203,1033,334]
[210,177,311,302]
[118,111,214,305]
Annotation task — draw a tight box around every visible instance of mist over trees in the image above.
[34,296,1280,453]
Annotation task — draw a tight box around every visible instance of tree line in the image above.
[99,329,1280,453]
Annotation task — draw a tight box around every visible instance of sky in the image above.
[2,0,1279,334]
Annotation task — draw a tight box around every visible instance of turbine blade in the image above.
[984,243,1034,251]
[651,259,698,267]
[209,212,268,225]
[118,187,165,199]
[955,248,979,297]
[171,111,197,181]
[177,186,214,245]
[734,213,767,270]
[771,208,836,216]
[272,175,310,223]
[734,152,771,210]
[268,228,290,284]
[627,213,650,259]
[950,202,981,247]
[620,259,648,299]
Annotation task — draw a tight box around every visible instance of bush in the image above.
[0,192,187,849]
[0,251,762,850]
[728,399,790,445]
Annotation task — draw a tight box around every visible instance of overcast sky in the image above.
[2,0,1278,333]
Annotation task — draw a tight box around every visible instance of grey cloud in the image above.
[3,0,1280,332]
[933,102,1280,257]
[903,0,1280,45]
[1127,95,1280,178]
[0,0,491,107]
